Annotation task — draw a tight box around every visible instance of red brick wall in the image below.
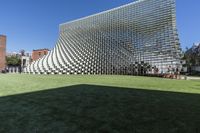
[32,49,49,61]
[0,35,6,71]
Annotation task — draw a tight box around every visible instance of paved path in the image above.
[186,76,200,80]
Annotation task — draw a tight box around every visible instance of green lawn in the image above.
[0,74,200,133]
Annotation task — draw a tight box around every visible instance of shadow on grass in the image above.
[0,84,200,133]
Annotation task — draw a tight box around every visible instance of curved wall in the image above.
[25,0,182,75]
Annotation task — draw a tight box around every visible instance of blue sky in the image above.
[0,0,199,52]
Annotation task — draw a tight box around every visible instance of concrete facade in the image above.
[0,35,6,72]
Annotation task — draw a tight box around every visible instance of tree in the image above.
[6,56,21,66]
[184,43,200,66]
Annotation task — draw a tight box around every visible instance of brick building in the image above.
[0,35,6,72]
[32,49,49,61]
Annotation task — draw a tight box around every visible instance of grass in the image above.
[0,74,200,132]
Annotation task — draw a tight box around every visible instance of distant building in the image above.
[6,51,31,73]
[6,52,20,57]
[21,53,31,70]
[32,49,49,61]
[0,35,6,72]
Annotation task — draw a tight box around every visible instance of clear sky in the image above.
[0,0,199,52]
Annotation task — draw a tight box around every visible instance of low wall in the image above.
[6,66,22,73]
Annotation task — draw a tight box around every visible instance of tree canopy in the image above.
[6,56,21,66]
[184,44,200,66]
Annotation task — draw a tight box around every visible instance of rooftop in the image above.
[33,48,49,51]
[0,35,6,37]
